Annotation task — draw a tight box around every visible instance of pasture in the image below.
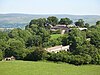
[50,34,63,39]
[0,61,100,75]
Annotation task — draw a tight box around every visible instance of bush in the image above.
[0,50,3,61]
[69,55,84,65]
[25,47,48,61]
[48,51,71,63]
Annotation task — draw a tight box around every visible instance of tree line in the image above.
[0,16,100,65]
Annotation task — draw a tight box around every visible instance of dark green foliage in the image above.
[68,29,86,51]
[59,18,72,25]
[89,26,100,48]
[0,31,9,40]
[69,55,86,65]
[90,32,100,48]
[75,19,84,27]
[48,51,71,63]
[29,18,46,27]
[61,34,69,46]
[48,50,92,65]
[0,39,8,52]
[0,50,3,61]
[48,38,62,47]
[84,23,89,28]
[73,44,100,64]
[26,35,42,47]
[0,16,100,65]
[25,24,50,47]
[8,28,32,44]
[33,47,48,61]
[96,21,100,25]
[51,30,61,34]
[6,39,25,59]
[25,47,48,61]
[47,16,58,26]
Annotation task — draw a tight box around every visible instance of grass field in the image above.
[50,34,63,39]
[0,61,100,75]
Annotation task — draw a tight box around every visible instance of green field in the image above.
[0,61,100,75]
[50,34,63,39]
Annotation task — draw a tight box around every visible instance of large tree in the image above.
[84,23,89,28]
[68,29,86,51]
[96,21,100,25]
[29,18,46,27]
[25,24,50,47]
[75,19,84,27]
[47,16,58,26]
[90,26,100,48]
[59,18,73,25]
[25,47,47,61]
[0,50,3,61]
[5,39,26,59]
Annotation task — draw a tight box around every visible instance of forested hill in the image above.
[0,13,100,28]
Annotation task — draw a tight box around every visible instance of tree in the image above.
[0,50,3,61]
[68,29,86,51]
[84,23,89,28]
[29,18,46,27]
[69,54,91,65]
[25,24,50,47]
[90,32,100,48]
[73,43,100,64]
[38,27,50,43]
[0,32,9,57]
[69,55,83,65]
[26,35,42,47]
[0,39,8,58]
[8,28,32,43]
[61,34,69,46]
[33,47,48,61]
[47,16,58,26]
[0,31,9,41]
[90,26,100,48]
[75,19,84,27]
[29,19,37,25]
[59,18,73,25]
[88,45,100,64]
[25,47,48,61]
[18,30,32,42]
[83,54,92,64]
[5,39,25,59]
[96,21,100,25]
[37,18,46,27]
[48,51,71,62]
[8,28,19,38]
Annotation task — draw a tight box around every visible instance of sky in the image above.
[0,0,100,15]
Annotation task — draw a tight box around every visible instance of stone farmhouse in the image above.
[50,25,71,34]
[45,45,70,53]
[50,25,87,34]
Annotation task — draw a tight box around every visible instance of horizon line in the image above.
[0,13,100,16]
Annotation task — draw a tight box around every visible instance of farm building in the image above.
[50,25,71,34]
[4,56,15,61]
[45,45,70,53]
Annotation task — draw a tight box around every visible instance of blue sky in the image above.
[0,0,100,15]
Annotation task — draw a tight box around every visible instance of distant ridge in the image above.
[0,13,100,28]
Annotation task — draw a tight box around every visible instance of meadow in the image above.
[50,34,63,39]
[0,61,100,75]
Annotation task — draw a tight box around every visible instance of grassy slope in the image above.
[0,61,100,75]
[50,34,63,39]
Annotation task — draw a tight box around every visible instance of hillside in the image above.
[0,13,100,28]
[0,61,100,75]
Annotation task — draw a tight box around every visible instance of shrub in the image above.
[0,50,3,61]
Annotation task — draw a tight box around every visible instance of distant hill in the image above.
[0,13,100,28]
